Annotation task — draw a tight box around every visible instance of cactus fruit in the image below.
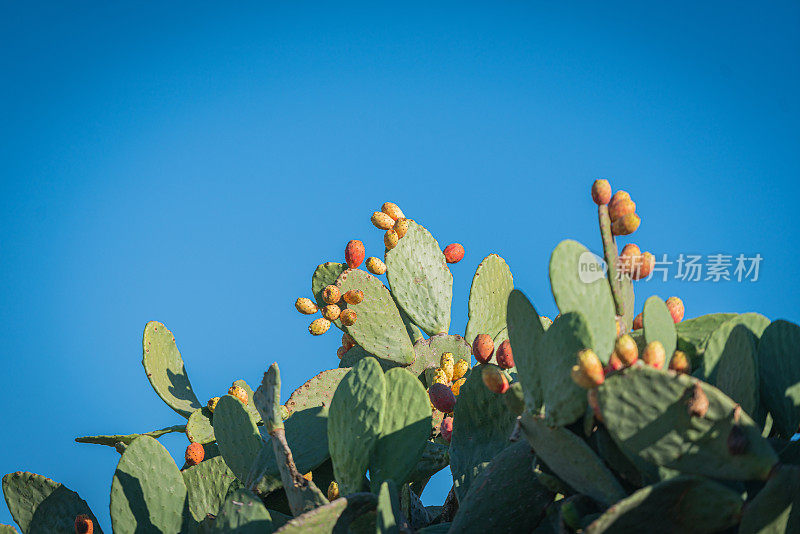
[443,243,465,264]
[440,416,454,443]
[440,352,455,382]
[384,229,399,250]
[327,481,340,501]
[366,256,387,275]
[371,211,395,230]
[611,213,641,236]
[573,349,605,388]
[452,358,469,382]
[302,471,313,481]
[342,332,356,351]
[322,285,341,304]
[207,396,220,413]
[472,334,494,364]
[336,346,348,359]
[642,340,666,369]
[618,243,641,274]
[394,218,409,239]
[322,304,341,321]
[571,364,596,388]
[431,368,449,386]
[633,252,655,280]
[343,289,364,305]
[228,385,249,405]
[295,297,318,315]
[591,179,612,205]
[185,442,205,466]
[633,313,644,330]
[339,309,357,326]
[451,377,466,396]
[75,515,93,534]
[309,317,332,335]
[495,340,514,369]
[607,352,623,372]
[481,365,510,394]
[429,383,457,413]
[615,334,639,366]
[669,350,691,373]
[666,296,685,323]
[686,382,709,417]
[344,240,365,269]
[381,202,405,221]
[608,191,633,219]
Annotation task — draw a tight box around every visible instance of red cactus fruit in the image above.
[669,350,691,374]
[633,313,644,330]
[185,442,205,466]
[642,341,666,369]
[429,382,456,413]
[481,365,510,394]
[443,243,465,264]
[440,416,454,443]
[615,334,638,366]
[336,346,348,359]
[75,515,93,534]
[666,296,684,323]
[591,179,612,205]
[345,240,365,269]
[495,340,514,369]
[687,383,709,417]
[472,334,494,364]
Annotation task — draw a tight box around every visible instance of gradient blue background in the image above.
[2,1,799,528]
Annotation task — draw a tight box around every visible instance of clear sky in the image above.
[1,1,799,528]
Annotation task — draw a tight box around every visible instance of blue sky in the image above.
[1,1,799,528]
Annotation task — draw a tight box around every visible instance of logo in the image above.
[578,252,607,284]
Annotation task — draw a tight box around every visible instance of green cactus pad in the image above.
[519,412,626,506]
[376,481,404,533]
[74,424,185,447]
[273,493,378,533]
[182,456,237,522]
[585,475,742,533]
[596,365,777,480]
[549,240,617,362]
[642,295,677,363]
[232,379,264,425]
[328,357,386,495]
[283,368,349,417]
[110,435,187,534]
[739,464,800,533]
[700,313,769,380]
[536,312,595,426]
[409,334,471,384]
[384,220,452,336]
[418,524,451,533]
[449,366,517,501]
[213,394,265,488]
[0,526,17,534]
[507,289,546,411]
[758,319,800,437]
[594,425,654,488]
[1,472,103,534]
[450,440,555,533]
[338,346,401,372]
[676,313,738,361]
[705,324,760,417]
[142,321,203,418]
[407,441,450,491]
[335,268,415,365]
[186,408,216,444]
[465,254,514,345]
[369,368,431,492]
[211,488,274,533]
[312,262,347,311]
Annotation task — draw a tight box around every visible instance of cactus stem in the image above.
[598,205,626,324]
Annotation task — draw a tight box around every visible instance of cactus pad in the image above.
[465,254,514,344]
[283,368,349,417]
[212,488,274,532]
[507,289,546,410]
[213,395,265,488]
[676,313,738,361]
[642,295,677,363]
[758,319,800,437]
[376,481,405,533]
[182,455,237,522]
[186,408,216,444]
[739,464,800,533]
[74,424,185,447]
[409,334,471,384]
[705,323,760,417]
[273,493,378,533]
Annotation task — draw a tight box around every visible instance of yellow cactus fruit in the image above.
[452,358,469,382]
[309,317,331,335]
[371,211,395,230]
[382,202,405,221]
[295,297,318,315]
[322,304,341,321]
[611,213,641,236]
[302,471,313,482]
[394,218,409,239]
[440,352,455,382]
[343,289,364,305]
[207,397,220,413]
[451,377,466,396]
[384,229,399,250]
[327,481,340,500]
[322,285,341,304]
[228,385,249,405]
[432,367,449,386]
[340,309,357,326]
[366,256,387,275]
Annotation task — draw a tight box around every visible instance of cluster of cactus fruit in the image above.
[4,183,800,534]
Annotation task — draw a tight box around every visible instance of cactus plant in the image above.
[3,184,799,533]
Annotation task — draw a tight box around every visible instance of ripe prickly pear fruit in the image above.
[633,313,644,330]
[440,416,454,443]
[327,481,340,500]
[633,252,655,280]
[615,334,639,366]
[431,367,449,386]
[207,397,220,413]
[440,352,455,382]
[606,352,623,372]
[472,334,494,364]
[451,377,466,396]
[340,309,357,326]
[185,442,205,466]
[295,297,318,315]
[322,285,341,304]
[669,350,691,374]
[345,240,365,269]
[309,317,332,335]
[302,472,313,482]
[608,198,636,222]
[642,340,666,369]
[343,289,364,305]
[481,365,510,394]
[620,243,641,259]
[382,202,405,221]
[443,243,465,264]
[228,385,249,405]
[366,256,387,275]
[323,304,341,321]
[371,211,395,230]
[429,382,457,412]
[384,229,399,250]
[608,190,632,217]
[336,346,348,359]
[75,514,93,534]
[452,358,469,382]
[666,296,684,323]
[575,349,605,388]
[618,244,641,275]
[591,179,612,205]
[495,340,514,369]
[342,332,356,351]
[394,218,409,239]
[611,213,641,236]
